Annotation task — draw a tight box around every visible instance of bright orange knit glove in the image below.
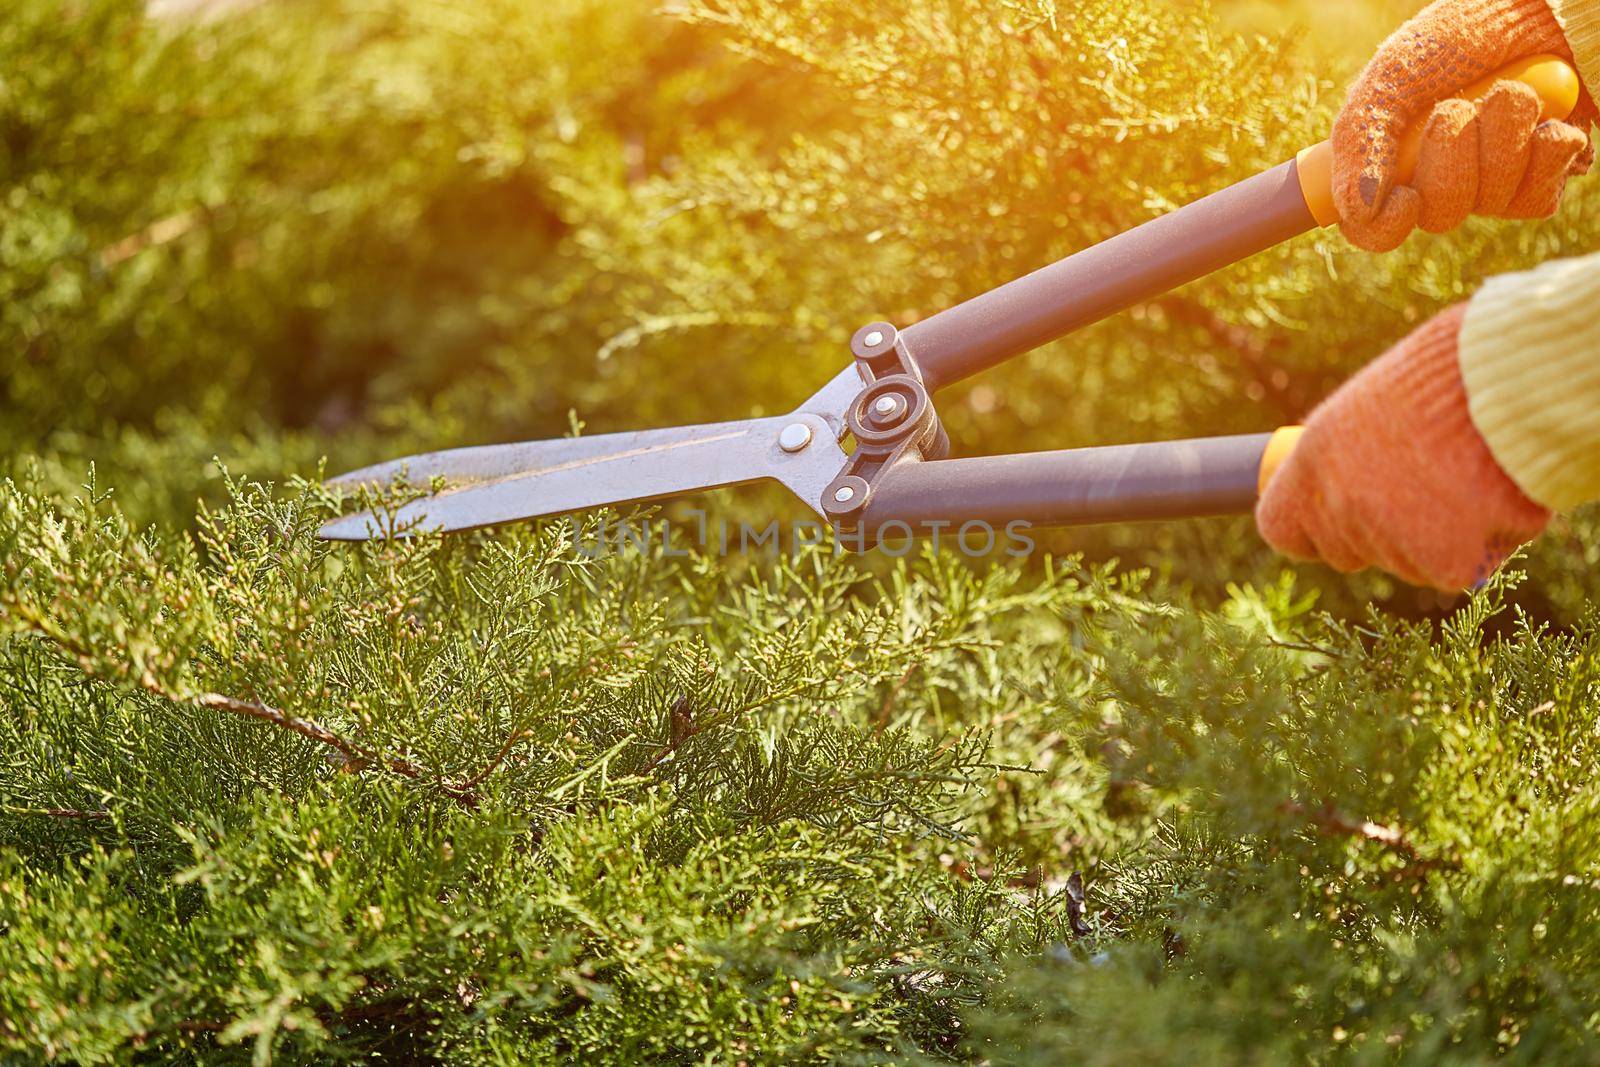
[1335,0,1597,251]
[1256,305,1552,591]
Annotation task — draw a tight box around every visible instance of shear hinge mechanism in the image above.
[821,321,950,535]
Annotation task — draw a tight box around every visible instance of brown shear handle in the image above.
[859,429,1305,534]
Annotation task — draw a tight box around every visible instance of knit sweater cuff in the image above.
[1548,0,1600,99]
[1459,250,1600,511]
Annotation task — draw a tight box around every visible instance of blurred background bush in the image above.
[12,0,1599,616]
[21,0,1600,616]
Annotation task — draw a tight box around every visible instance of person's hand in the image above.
[1256,305,1551,591]
[1336,0,1597,251]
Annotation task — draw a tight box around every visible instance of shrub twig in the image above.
[3,805,112,820]
[1281,801,1458,874]
[5,599,480,807]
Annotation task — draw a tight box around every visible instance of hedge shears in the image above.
[321,57,1579,546]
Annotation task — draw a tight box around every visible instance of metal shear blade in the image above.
[317,366,863,541]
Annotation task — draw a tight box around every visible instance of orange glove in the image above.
[1256,305,1551,591]
[1336,0,1597,251]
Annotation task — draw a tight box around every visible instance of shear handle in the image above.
[858,432,1292,532]
[899,162,1315,392]
[896,56,1579,393]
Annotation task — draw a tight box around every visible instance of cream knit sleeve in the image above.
[1548,0,1600,92]
[1459,250,1600,510]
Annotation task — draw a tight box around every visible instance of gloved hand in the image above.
[1255,305,1551,591]
[1336,0,1597,251]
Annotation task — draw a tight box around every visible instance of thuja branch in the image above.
[191,693,479,806]
[4,598,480,807]
[2,804,112,820]
[447,723,535,793]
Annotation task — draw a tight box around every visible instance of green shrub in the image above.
[8,471,1600,1062]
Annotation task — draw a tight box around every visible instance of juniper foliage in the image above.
[8,0,1600,1062]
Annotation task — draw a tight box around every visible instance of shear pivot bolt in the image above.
[833,486,856,504]
[872,396,898,416]
[863,330,885,348]
[778,423,813,453]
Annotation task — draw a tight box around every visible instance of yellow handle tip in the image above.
[1504,54,1583,124]
[1297,143,1339,228]
[1258,426,1306,497]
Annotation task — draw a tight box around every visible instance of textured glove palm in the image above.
[1336,0,1596,251]
[1256,306,1551,592]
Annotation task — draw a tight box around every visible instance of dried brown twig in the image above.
[5,598,481,807]
[5,805,113,820]
[1281,800,1458,874]
[192,693,480,806]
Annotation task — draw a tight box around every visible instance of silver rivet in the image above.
[833,485,856,504]
[777,423,812,453]
[873,396,898,416]
[863,330,885,348]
